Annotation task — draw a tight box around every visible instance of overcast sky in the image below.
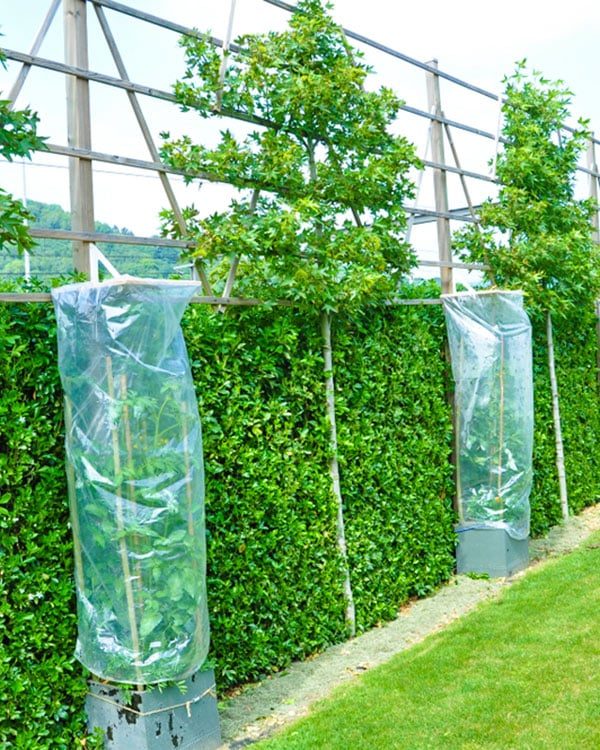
[1,0,598,275]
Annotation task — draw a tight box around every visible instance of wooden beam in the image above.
[4,48,177,101]
[92,8,187,234]
[64,0,95,275]
[89,0,224,48]
[426,60,453,295]
[28,227,193,248]
[7,0,61,106]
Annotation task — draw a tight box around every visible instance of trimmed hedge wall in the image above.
[334,306,455,630]
[530,312,600,536]
[0,302,86,748]
[0,295,598,746]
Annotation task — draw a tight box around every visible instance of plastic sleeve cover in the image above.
[442,291,533,540]
[51,278,209,684]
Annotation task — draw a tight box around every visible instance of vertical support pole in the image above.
[587,136,599,243]
[426,60,453,295]
[64,0,94,275]
[321,311,356,638]
[587,137,600,386]
[21,160,31,281]
[596,298,600,391]
[546,312,569,521]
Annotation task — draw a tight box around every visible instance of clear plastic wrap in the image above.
[52,278,209,684]
[442,291,533,540]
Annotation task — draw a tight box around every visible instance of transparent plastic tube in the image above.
[52,278,209,684]
[443,291,533,540]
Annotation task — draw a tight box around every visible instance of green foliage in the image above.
[0,284,597,743]
[455,61,600,320]
[0,49,46,255]
[0,189,36,254]
[0,200,182,280]
[182,305,347,685]
[0,295,88,748]
[530,313,600,535]
[334,296,456,626]
[161,0,420,310]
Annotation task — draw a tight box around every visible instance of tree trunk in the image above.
[321,311,356,637]
[546,311,569,520]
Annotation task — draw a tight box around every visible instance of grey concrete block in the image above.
[86,669,221,750]
[456,526,529,577]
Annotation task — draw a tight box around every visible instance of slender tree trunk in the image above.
[546,311,569,520]
[321,311,356,637]
[596,299,600,391]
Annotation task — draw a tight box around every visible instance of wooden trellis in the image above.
[0,0,599,302]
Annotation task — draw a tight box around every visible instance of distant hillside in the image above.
[0,200,184,280]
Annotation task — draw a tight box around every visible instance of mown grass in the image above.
[260,532,600,750]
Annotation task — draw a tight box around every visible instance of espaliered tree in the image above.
[0,49,45,253]
[161,0,420,635]
[455,61,600,521]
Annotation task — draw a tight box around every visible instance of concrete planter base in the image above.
[456,526,529,578]
[86,669,221,750]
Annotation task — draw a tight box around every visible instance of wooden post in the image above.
[321,311,356,637]
[546,312,569,521]
[426,60,453,295]
[64,0,95,275]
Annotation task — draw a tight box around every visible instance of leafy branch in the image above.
[0,47,47,254]
[160,0,420,310]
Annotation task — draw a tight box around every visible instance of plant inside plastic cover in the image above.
[443,291,533,540]
[52,278,209,685]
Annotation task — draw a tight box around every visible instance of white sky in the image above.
[1,0,599,278]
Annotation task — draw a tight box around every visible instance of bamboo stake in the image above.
[455,337,464,523]
[546,312,569,520]
[180,401,204,641]
[119,374,144,607]
[180,402,196,537]
[321,311,356,637]
[105,356,144,687]
[64,396,85,593]
[497,332,505,499]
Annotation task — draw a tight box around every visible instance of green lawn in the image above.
[260,533,600,750]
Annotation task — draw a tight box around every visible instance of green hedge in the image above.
[0,302,86,748]
[530,313,600,536]
[184,306,347,686]
[334,306,455,630]
[0,293,598,746]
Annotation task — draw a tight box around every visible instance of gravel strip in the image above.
[219,503,600,748]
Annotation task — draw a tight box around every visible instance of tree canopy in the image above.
[161,0,420,310]
[455,61,600,320]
